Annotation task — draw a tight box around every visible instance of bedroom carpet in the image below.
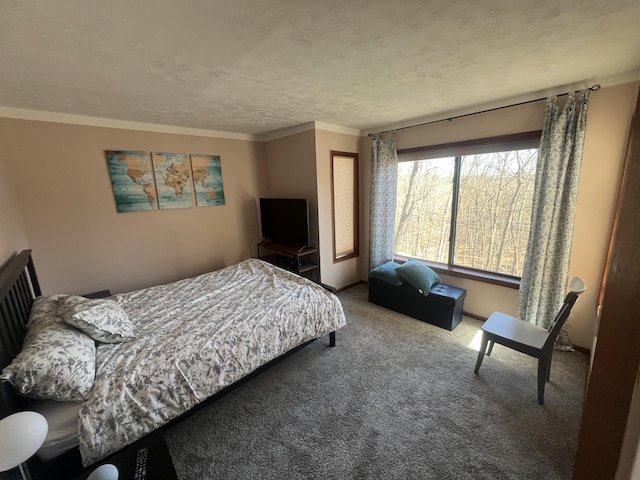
[164,284,588,480]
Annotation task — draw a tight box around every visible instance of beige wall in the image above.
[0,118,262,295]
[260,128,362,290]
[314,129,361,290]
[261,131,317,206]
[570,82,639,347]
[261,129,320,264]
[359,81,639,349]
[0,147,29,264]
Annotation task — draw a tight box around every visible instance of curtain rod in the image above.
[369,84,601,137]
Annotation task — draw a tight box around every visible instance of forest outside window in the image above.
[331,151,359,263]
[395,131,541,278]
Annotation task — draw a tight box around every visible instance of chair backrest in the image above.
[544,277,586,348]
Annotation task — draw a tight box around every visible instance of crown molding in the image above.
[313,121,361,137]
[255,122,316,142]
[0,107,362,142]
[256,121,361,142]
[0,106,257,141]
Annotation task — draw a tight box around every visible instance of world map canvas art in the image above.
[190,154,226,207]
[152,152,193,209]
[105,150,225,212]
[106,150,158,212]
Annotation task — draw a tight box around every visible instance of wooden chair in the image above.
[473,277,586,404]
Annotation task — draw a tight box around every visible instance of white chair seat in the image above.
[481,312,548,351]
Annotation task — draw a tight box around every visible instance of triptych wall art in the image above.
[105,150,225,212]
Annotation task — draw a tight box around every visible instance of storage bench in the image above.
[368,265,466,331]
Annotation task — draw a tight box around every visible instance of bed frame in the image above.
[0,249,337,476]
[0,250,41,418]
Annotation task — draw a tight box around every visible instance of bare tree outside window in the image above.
[395,158,454,264]
[394,147,537,277]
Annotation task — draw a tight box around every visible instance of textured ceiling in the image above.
[1,0,639,136]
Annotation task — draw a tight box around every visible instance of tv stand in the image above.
[257,240,319,282]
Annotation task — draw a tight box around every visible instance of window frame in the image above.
[395,131,541,286]
[330,150,360,263]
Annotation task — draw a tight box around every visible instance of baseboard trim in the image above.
[334,280,366,293]
[463,311,486,322]
[573,345,590,355]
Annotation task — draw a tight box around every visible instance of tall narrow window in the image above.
[331,151,359,262]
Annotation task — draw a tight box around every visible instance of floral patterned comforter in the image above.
[78,258,346,466]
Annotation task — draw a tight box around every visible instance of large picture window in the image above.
[395,132,540,278]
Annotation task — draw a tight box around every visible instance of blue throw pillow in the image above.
[395,260,441,295]
[368,261,403,286]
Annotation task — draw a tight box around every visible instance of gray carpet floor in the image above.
[165,284,587,479]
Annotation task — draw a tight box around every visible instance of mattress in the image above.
[30,399,81,461]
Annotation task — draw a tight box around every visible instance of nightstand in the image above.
[73,431,178,480]
[83,290,112,299]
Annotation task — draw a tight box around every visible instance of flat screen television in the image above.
[260,198,310,247]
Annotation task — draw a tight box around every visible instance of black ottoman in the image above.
[368,276,467,331]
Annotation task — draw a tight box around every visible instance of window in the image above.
[395,132,540,277]
[331,151,359,262]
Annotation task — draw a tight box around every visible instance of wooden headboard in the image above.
[0,249,41,418]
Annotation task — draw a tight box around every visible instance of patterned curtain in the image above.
[518,90,590,349]
[369,133,398,271]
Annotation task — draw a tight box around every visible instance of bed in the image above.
[0,250,346,467]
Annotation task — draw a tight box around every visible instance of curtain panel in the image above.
[518,90,591,349]
[369,133,398,271]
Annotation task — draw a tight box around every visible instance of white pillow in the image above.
[1,318,96,401]
[60,296,135,343]
[25,294,68,329]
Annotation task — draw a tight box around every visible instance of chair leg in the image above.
[487,340,495,356]
[546,351,553,381]
[537,357,549,405]
[474,334,489,374]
